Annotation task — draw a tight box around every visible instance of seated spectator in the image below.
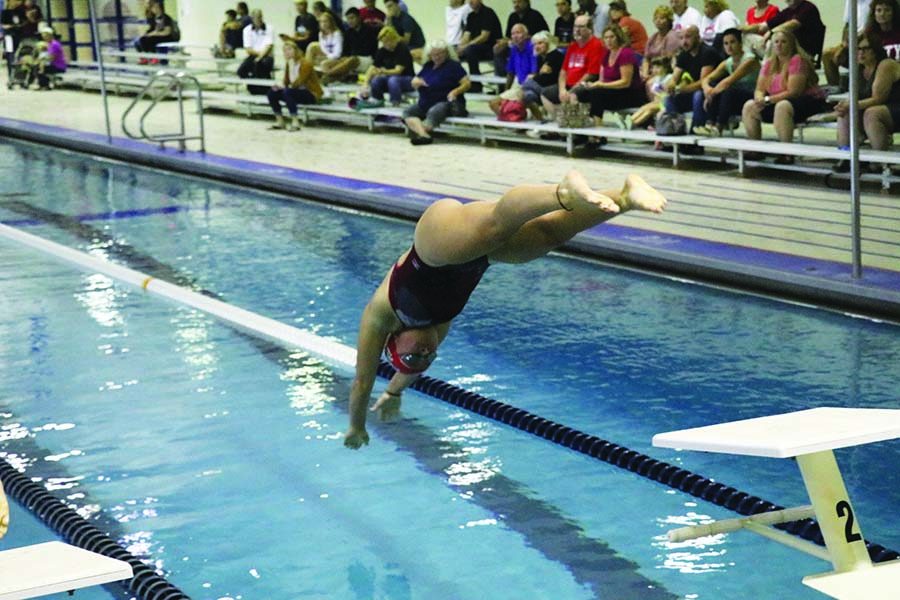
[288,0,319,52]
[625,56,674,128]
[578,0,610,37]
[446,0,473,51]
[266,41,322,131]
[608,1,648,54]
[313,7,378,84]
[671,0,703,35]
[823,0,872,87]
[404,41,471,145]
[555,0,577,48]
[664,25,719,127]
[540,14,604,120]
[385,0,425,63]
[694,28,759,134]
[238,9,275,94]
[745,0,779,25]
[868,0,900,60]
[359,0,387,29]
[312,1,341,30]
[699,0,740,53]
[833,32,900,166]
[217,10,244,58]
[489,23,537,116]
[237,2,253,29]
[583,24,646,121]
[642,5,681,79]
[458,0,503,78]
[306,12,343,71]
[362,26,415,106]
[135,1,175,54]
[35,24,66,89]
[522,30,564,119]
[741,29,827,158]
[756,0,825,61]
[493,0,549,76]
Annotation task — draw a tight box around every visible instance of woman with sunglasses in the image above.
[345,170,668,449]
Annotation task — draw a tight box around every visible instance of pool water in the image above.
[1,140,899,599]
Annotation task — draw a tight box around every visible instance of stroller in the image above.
[7,38,39,90]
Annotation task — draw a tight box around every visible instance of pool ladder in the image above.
[121,71,206,153]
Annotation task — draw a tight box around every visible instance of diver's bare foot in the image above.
[619,174,667,213]
[558,170,619,214]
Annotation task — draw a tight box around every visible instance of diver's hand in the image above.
[371,391,401,421]
[344,427,370,449]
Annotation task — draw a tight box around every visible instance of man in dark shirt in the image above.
[385,0,426,62]
[290,0,319,51]
[759,0,825,59]
[664,25,719,129]
[135,1,175,54]
[493,0,549,76]
[554,0,576,48]
[319,7,378,83]
[458,0,503,77]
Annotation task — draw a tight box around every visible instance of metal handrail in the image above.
[121,71,205,153]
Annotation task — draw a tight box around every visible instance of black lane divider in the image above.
[387,363,900,564]
[0,460,190,600]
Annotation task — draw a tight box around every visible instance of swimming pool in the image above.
[1,139,899,599]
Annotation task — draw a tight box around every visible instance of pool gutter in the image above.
[2,118,899,322]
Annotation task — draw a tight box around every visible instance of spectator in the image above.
[312,1,341,29]
[217,10,244,58]
[135,1,175,54]
[741,29,827,157]
[266,40,322,131]
[642,5,681,79]
[385,0,425,63]
[829,31,900,168]
[1,0,24,70]
[523,30,564,119]
[446,0,473,50]
[404,41,471,145]
[359,0,387,29]
[363,26,415,106]
[316,8,378,84]
[287,0,319,52]
[578,0,610,37]
[555,0,576,48]
[236,2,252,28]
[238,9,275,94]
[745,0,779,26]
[671,0,703,35]
[540,14,605,120]
[493,0,549,76]
[18,4,39,40]
[306,12,343,71]
[489,23,537,114]
[699,0,740,52]
[35,24,66,89]
[867,0,900,60]
[608,1,648,54]
[664,25,719,127]
[583,24,646,121]
[756,0,825,60]
[694,28,759,134]
[823,0,872,87]
[458,0,503,78]
[624,56,674,128]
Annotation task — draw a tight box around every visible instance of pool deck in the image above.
[0,85,898,320]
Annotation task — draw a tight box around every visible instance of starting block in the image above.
[0,541,133,599]
[652,407,900,600]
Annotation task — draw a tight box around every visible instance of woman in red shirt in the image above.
[745,0,779,26]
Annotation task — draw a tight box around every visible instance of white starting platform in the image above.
[0,541,133,599]
[653,407,900,600]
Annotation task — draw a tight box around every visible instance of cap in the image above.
[384,333,436,375]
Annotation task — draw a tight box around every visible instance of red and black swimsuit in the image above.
[388,245,490,328]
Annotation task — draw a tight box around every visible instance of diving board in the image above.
[0,541,132,599]
[653,407,900,600]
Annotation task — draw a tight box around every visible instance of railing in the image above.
[121,71,205,153]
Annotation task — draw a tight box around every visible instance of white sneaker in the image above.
[525,128,541,139]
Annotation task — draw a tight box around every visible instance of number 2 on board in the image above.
[835,500,863,543]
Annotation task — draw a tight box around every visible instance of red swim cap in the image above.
[385,332,437,374]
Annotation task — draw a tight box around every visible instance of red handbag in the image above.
[498,99,527,122]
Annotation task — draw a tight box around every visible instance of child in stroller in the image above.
[8,25,66,89]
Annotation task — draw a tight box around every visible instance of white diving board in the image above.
[0,541,133,599]
[653,407,900,600]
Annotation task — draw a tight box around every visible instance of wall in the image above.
[173,0,846,56]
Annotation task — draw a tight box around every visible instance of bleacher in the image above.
[52,50,900,191]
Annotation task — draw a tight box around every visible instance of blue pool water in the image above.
[1,139,899,599]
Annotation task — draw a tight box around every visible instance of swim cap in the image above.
[385,332,437,374]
